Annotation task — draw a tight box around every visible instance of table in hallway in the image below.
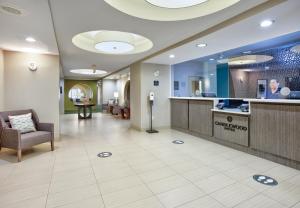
[74,103,95,119]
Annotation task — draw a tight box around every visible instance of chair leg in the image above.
[17,149,22,162]
[51,140,54,151]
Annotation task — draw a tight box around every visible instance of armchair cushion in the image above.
[8,113,36,134]
[21,131,52,149]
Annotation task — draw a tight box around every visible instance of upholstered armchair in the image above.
[0,109,54,162]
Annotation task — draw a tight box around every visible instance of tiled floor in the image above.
[1,113,300,208]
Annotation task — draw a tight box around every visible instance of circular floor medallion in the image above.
[172,140,184,144]
[97,152,112,158]
[253,175,278,186]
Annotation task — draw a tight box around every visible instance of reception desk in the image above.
[170,97,300,169]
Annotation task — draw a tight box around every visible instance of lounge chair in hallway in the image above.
[0,109,54,162]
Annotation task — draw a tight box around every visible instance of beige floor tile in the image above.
[94,166,136,182]
[234,194,286,208]
[131,160,166,174]
[0,184,49,206]
[102,184,153,208]
[263,165,300,181]
[263,181,300,207]
[147,175,191,194]
[46,184,100,208]
[182,166,219,182]
[50,175,96,194]
[157,184,205,208]
[4,196,47,208]
[55,195,104,208]
[177,196,225,208]
[99,175,143,195]
[210,160,242,172]
[138,167,176,183]
[115,196,164,208]
[169,160,201,174]
[195,173,236,194]
[210,183,257,207]
[224,165,257,181]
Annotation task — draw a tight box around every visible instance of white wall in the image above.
[102,79,117,103]
[130,63,171,130]
[0,50,4,111]
[140,63,171,129]
[3,51,60,138]
[116,76,130,106]
[130,63,142,130]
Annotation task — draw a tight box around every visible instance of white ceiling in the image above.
[48,0,269,78]
[0,0,58,54]
[145,0,300,65]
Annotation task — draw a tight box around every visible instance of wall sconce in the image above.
[28,62,38,71]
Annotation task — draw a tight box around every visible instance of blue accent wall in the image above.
[217,64,229,98]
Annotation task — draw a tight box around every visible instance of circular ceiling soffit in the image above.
[70,69,107,76]
[229,55,273,66]
[145,0,208,9]
[103,0,240,21]
[72,30,153,55]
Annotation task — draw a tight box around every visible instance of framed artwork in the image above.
[257,79,268,99]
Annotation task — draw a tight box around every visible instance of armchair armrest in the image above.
[37,123,54,134]
[0,128,21,149]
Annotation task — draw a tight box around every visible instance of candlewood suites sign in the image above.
[214,116,248,132]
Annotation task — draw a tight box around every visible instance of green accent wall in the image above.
[217,64,230,98]
[64,79,99,114]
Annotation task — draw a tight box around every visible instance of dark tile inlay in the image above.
[97,152,112,158]
[172,140,184,144]
[253,175,278,186]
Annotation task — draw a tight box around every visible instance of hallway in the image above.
[0,113,300,208]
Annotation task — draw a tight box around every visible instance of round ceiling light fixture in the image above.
[95,41,134,54]
[104,0,240,21]
[70,69,107,76]
[0,4,24,16]
[72,30,153,55]
[229,55,273,66]
[145,0,208,9]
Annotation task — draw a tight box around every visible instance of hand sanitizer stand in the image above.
[146,92,159,134]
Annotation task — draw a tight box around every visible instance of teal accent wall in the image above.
[217,64,229,98]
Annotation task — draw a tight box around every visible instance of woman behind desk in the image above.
[267,79,281,99]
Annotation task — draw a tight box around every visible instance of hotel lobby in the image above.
[1,0,300,207]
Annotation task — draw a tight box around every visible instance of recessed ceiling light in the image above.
[243,51,252,54]
[0,5,23,16]
[260,19,274,28]
[209,58,215,61]
[196,43,207,48]
[104,0,240,21]
[72,30,153,55]
[95,41,134,54]
[70,69,107,75]
[145,0,208,9]
[210,73,214,76]
[169,54,175,58]
[25,37,36,42]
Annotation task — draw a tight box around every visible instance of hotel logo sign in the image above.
[215,116,248,132]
